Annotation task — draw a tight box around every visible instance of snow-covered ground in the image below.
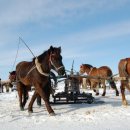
[0,83,130,130]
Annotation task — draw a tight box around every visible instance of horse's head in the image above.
[80,64,86,74]
[80,64,93,74]
[9,71,16,82]
[49,46,65,76]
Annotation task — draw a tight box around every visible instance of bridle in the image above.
[49,53,64,72]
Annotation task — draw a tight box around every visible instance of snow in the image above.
[0,83,130,130]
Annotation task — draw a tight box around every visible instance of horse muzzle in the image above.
[57,66,65,76]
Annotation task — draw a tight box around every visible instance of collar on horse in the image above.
[88,67,94,75]
[35,57,50,77]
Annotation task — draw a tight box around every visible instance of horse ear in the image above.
[50,46,54,50]
[49,46,54,53]
[58,47,61,53]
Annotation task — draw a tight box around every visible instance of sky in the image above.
[0,0,130,80]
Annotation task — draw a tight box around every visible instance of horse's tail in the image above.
[118,58,130,90]
[108,78,116,89]
[107,68,117,89]
[118,58,128,77]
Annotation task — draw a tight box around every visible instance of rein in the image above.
[11,37,36,71]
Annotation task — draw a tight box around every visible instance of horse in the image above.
[16,46,65,115]
[80,64,119,96]
[118,58,130,105]
[1,81,13,92]
[9,71,16,82]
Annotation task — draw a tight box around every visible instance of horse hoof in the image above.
[49,112,56,116]
[37,103,41,107]
[26,96,29,100]
[95,93,99,96]
[122,100,128,106]
[116,92,119,96]
[20,107,24,111]
[102,93,106,96]
[28,110,33,113]
[28,111,33,116]
[116,94,119,96]
[93,89,96,92]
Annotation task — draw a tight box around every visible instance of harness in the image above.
[26,53,64,77]
[88,67,93,75]
[35,57,50,76]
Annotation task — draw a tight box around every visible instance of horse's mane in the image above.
[34,51,48,62]
[32,49,50,63]
[9,71,16,75]
[82,64,93,68]
[32,46,61,63]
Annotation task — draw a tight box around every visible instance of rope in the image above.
[11,38,20,71]
[11,37,36,71]
[19,37,36,57]
[111,73,119,78]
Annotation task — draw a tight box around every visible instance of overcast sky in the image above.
[0,0,130,80]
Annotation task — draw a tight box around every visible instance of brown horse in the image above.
[9,71,16,82]
[80,64,119,96]
[16,46,65,115]
[118,58,130,105]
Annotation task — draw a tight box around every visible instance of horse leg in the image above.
[17,82,24,111]
[36,83,52,106]
[36,84,55,115]
[92,82,99,95]
[95,83,100,95]
[120,82,128,106]
[22,87,28,108]
[6,85,9,92]
[44,84,51,102]
[102,81,106,96]
[28,86,51,113]
[36,94,41,106]
[91,82,96,93]
[1,85,3,93]
[28,91,38,113]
